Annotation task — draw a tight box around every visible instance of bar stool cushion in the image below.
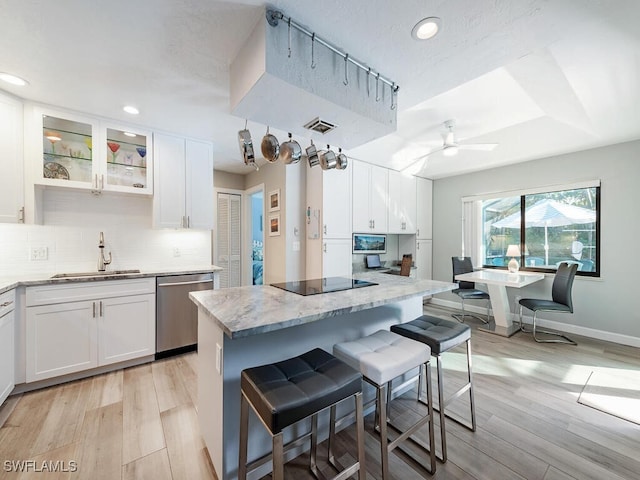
[333,330,430,386]
[391,315,470,355]
[241,348,362,434]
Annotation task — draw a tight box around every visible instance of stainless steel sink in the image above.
[51,269,141,279]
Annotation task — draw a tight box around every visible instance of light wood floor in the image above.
[1,303,639,480]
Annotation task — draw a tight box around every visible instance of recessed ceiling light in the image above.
[123,105,139,115]
[0,72,29,86]
[123,132,136,137]
[411,17,441,40]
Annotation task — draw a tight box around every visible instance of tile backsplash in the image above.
[0,190,211,277]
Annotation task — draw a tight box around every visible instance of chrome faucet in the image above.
[98,231,112,271]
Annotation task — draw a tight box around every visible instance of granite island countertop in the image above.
[189,272,456,339]
[0,265,223,295]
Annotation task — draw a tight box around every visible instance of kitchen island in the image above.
[190,272,456,480]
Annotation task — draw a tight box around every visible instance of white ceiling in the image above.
[2,0,639,178]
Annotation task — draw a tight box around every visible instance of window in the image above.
[480,186,600,276]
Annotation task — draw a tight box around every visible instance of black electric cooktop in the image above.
[270,277,378,296]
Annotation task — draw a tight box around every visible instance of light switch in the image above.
[292,241,300,251]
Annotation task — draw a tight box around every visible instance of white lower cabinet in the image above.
[26,278,155,382]
[323,239,353,278]
[98,294,155,366]
[26,300,97,381]
[416,239,433,280]
[0,290,16,405]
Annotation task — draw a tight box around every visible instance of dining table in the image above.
[454,269,545,337]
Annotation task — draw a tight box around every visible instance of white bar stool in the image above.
[333,330,436,479]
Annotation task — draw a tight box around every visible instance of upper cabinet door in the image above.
[416,177,433,239]
[388,170,416,234]
[0,93,24,223]
[185,139,214,230]
[103,124,153,195]
[352,160,371,233]
[322,166,352,239]
[352,160,388,233]
[153,133,186,229]
[369,164,388,233]
[32,106,152,195]
[36,107,99,191]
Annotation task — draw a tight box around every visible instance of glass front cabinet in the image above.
[35,107,152,195]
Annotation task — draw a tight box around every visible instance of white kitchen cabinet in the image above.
[154,133,214,229]
[0,290,16,405]
[416,177,433,239]
[388,170,416,233]
[26,278,155,382]
[29,105,153,195]
[352,160,388,233]
[416,239,433,280]
[0,93,24,223]
[322,167,352,239]
[99,293,155,366]
[323,239,353,278]
[26,300,98,381]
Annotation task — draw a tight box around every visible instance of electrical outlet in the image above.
[29,246,48,261]
[173,248,180,257]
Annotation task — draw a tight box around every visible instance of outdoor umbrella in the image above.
[492,199,596,264]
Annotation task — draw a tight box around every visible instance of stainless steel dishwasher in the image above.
[156,273,213,358]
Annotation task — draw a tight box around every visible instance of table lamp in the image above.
[506,244,521,273]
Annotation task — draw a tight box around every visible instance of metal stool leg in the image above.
[310,414,319,476]
[238,393,249,480]
[355,393,366,480]
[436,355,447,462]
[272,432,284,480]
[378,383,390,480]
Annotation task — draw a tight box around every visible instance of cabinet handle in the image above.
[417,242,420,250]
[100,175,104,190]
[417,228,420,237]
[99,301,103,317]
[372,220,375,229]
[18,207,24,223]
[187,216,190,228]
[323,243,327,253]
[323,225,327,235]
[0,301,13,307]
[94,174,98,189]
[92,302,96,318]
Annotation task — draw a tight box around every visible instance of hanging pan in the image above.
[260,126,280,163]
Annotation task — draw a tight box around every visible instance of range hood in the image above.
[230,10,397,149]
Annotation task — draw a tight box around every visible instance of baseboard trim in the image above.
[429,298,640,348]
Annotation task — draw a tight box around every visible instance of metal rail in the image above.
[266,9,400,95]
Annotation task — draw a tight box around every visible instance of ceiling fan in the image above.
[403,119,498,171]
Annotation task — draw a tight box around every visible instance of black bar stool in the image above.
[333,330,436,479]
[391,315,476,462]
[239,348,366,480]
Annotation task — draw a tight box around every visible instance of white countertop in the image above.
[455,269,545,287]
[0,265,223,295]
[189,272,457,339]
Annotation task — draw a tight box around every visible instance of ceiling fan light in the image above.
[411,17,441,40]
[442,145,458,157]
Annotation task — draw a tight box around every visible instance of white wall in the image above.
[0,189,211,277]
[432,140,640,345]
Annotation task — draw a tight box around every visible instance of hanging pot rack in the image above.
[266,9,399,105]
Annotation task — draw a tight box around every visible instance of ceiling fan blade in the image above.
[401,146,444,173]
[458,143,498,151]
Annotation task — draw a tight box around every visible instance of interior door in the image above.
[217,193,242,288]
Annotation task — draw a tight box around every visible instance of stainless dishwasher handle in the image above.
[157,279,213,287]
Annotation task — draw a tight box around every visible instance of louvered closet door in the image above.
[217,193,242,288]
